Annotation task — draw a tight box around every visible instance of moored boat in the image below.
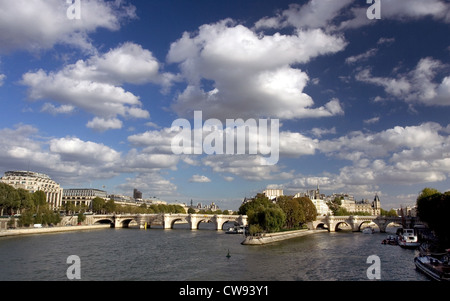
[225,226,244,234]
[419,242,448,260]
[414,255,450,281]
[381,235,398,245]
[398,229,420,249]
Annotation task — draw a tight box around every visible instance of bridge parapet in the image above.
[312,215,417,232]
[163,213,248,230]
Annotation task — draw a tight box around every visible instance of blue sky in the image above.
[1,0,450,210]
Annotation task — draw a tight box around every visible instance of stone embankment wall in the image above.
[0,224,110,237]
[241,229,327,245]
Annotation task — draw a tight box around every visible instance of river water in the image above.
[0,224,429,281]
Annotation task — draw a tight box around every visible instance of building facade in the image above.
[295,185,331,216]
[263,189,284,201]
[0,171,63,210]
[328,193,381,216]
[62,188,108,209]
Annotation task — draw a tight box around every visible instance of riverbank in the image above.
[241,229,328,245]
[0,224,111,238]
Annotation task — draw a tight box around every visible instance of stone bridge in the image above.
[83,213,247,230]
[311,215,423,232]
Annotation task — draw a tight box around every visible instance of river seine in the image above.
[0,225,429,281]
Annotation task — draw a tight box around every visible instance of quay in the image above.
[241,229,328,245]
[0,224,110,238]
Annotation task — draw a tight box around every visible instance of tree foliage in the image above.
[416,188,450,247]
[277,196,303,229]
[297,197,317,223]
[239,194,286,233]
[239,193,318,233]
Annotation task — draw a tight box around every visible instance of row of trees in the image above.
[0,183,61,227]
[238,194,317,234]
[90,197,186,214]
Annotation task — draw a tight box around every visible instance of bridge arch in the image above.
[94,218,114,226]
[116,218,139,228]
[357,220,379,232]
[334,221,351,231]
[168,217,187,229]
[314,222,329,230]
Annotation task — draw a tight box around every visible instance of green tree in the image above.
[17,188,34,212]
[417,187,440,201]
[296,197,317,224]
[239,194,286,233]
[0,183,19,215]
[104,199,116,214]
[91,197,106,214]
[416,188,450,247]
[380,208,398,217]
[238,194,272,215]
[33,191,47,211]
[277,195,303,229]
[252,207,286,233]
[19,211,34,227]
[77,212,86,224]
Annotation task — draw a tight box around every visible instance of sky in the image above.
[1,0,450,211]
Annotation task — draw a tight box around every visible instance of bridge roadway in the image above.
[83,213,248,230]
[311,215,423,232]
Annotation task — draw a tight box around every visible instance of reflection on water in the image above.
[0,225,429,281]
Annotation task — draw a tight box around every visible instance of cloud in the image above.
[202,155,294,181]
[255,0,450,32]
[364,117,380,125]
[20,42,179,130]
[21,68,146,119]
[320,122,444,160]
[167,19,346,120]
[0,74,5,86]
[40,103,75,115]
[310,127,336,138]
[0,0,136,54]
[0,124,182,188]
[292,122,450,192]
[116,172,179,199]
[121,150,180,172]
[73,42,177,87]
[338,0,450,30]
[86,117,123,132]
[189,175,211,183]
[356,57,450,106]
[49,137,121,164]
[254,0,354,30]
[345,48,378,64]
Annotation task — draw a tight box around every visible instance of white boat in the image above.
[398,229,420,249]
[414,255,450,281]
[225,226,244,234]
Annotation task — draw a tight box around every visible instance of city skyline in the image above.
[1,0,450,210]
